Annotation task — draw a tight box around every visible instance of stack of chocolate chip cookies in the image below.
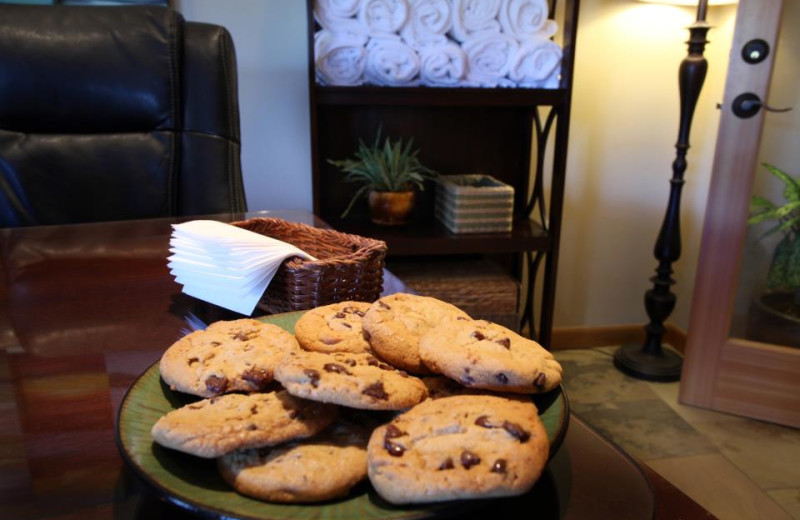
[151,295,563,505]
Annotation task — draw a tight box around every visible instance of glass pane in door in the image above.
[730,1,800,348]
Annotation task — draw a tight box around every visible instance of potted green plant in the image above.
[746,162,800,348]
[328,131,436,226]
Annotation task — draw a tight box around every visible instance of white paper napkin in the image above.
[168,220,317,315]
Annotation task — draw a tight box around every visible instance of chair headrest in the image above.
[0,5,183,133]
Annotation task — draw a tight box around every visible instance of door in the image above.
[679,0,800,427]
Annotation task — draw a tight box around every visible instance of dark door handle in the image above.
[732,92,793,118]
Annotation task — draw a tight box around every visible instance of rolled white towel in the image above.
[400,0,452,50]
[419,42,467,86]
[359,0,410,35]
[462,34,519,87]
[314,30,368,86]
[314,0,370,46]
[499,0,557,41]
[315,0,362,23]
[537,67,560,89]
[508,36,562,87]
[365,35,420,86]
[450,0,502,43]
[314,0,370,44]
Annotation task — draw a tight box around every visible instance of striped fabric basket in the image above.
[435,174,514,233]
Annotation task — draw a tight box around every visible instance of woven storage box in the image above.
[387,259,521,331]
[435,174,514,234]
[231,218,387,314]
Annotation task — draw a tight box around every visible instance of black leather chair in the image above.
[0,5,247,227]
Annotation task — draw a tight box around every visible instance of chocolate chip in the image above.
[241,367,270,389]
[362,330,371,341]
[496,373,509,384]
[384,439,405,457]
[502,421,531,443]
[250,405,258,414]
[187,357,199,366]
[304,369,320,388]
[210,341,221,347]
[342,322,352,329]
[233,331,257,341]
[461,450,481,469]
[366,357,394,371]
[495,338,511,349]
[439,457,455,470]
[363,381,388,400]
[471,331,486,341]
[491,459,507,474]
[475,415,494,428]
[323,363,352,375]
[343,358,357,367]
[456,316,469,321]
[534,373,546,390]
[246,424,258,431]
[461,375,475,386]
[385,424,407,438]
[379,301,391,310]
[321,337,342,345]
[205,375,228,394]
[354,310,365,317]
[334,312,346,319]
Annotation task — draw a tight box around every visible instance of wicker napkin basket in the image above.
[230,218,387,314]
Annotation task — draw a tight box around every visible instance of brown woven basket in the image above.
[230,217,387,314]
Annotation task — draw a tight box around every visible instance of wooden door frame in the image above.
[679,0,800,427]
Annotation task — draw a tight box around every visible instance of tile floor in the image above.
[554,347,800,520]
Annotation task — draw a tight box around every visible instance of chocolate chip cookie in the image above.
[367,394,549,504]
[294,301,372,354]
[150,390,338,458]
[218,420,370,503]
[362,293,470,374]
[273,350,428,410]
[418,318,562,394]
[159,319,299,398]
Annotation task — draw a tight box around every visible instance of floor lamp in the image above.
[614,0,711,381]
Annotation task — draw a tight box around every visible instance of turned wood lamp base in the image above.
[613,344,683,382]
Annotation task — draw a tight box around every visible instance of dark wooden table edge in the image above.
[570,412,719,520]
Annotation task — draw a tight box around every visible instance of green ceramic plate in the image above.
[116,311,569,520]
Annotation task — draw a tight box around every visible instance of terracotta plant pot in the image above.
[745,292,800,349]
[368,190,415,226]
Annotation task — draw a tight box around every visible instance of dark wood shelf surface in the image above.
[329,217,551,256]
[315,85,567,107]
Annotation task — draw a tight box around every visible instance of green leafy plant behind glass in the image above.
[328,131,437,218]
[748,163,800,296]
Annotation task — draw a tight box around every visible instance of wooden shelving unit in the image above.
[306,0,581,347]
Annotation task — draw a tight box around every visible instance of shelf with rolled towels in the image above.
[312,0,564,89]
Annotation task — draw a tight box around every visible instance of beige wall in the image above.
[556,0,738,330]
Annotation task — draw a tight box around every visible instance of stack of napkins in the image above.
[168,220,317,315]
